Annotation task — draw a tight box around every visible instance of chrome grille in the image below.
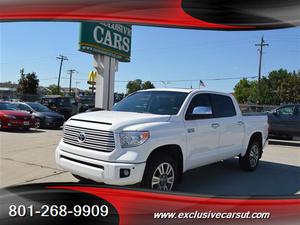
[63,124,115,152]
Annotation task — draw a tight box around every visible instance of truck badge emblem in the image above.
[78,132,86,143]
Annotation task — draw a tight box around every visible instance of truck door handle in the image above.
[187,128,195,133]
[237,121,244,126]
[211,123,220,129]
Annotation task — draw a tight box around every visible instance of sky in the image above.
[0,22,299,93]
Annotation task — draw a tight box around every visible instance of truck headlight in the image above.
[119,131,150,148]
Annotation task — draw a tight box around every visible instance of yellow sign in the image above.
[88,71,97,84]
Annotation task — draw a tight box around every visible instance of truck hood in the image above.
[70,110,170,128]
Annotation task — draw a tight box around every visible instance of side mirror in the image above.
[186,106,213,120]
[272,111,278,116]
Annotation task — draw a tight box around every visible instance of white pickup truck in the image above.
[56,89,268,191]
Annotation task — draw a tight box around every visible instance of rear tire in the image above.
[141,153,178,191]
[239,140,261,171]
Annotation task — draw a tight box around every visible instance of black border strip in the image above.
[60,155,105,169]
[70,118,112,125]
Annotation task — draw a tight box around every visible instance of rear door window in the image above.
[277,106,294,116]
[211,94,236,118]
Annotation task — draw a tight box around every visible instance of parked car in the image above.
[0,102,36,130]
[14,102,65,128]
[77,95,95,113]
[56,89,268,191]
[268,104,300,139]
[41,96,78,119]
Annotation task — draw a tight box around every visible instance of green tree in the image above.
[233,78,254,103]
[278,70,300,103]
[47,84,62,95]
[126,79,142,94]
[126,79,155,94]
[234,69,300,105]
[141,81,155,90]
[17,68,39,94]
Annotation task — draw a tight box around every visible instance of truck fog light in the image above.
[120,169,130,178]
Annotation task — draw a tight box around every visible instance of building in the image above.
[0,82,50,101]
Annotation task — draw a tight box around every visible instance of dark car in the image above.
[0,102,36,130]
[77,94,124,113]
[268,104,300,139]
[14,102,65,128]
[77,95,95,113]
[41,96,78,119]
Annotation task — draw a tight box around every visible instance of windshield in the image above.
[112,91,188,115]
[0,102,16,110]
[27,103,51,112]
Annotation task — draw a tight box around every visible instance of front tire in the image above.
[141,154,178,191]
[239,140,261,171]
[35,118,41,129]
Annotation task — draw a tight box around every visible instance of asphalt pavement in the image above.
[1,128,299,195]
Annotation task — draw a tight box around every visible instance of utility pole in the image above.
[75,81,80,96]
[67,69,77,94]
[255,36,269,103]
[56,55,68,94]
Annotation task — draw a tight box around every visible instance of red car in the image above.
[0,102,36,130]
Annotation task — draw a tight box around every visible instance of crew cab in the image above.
[56,89,268,191]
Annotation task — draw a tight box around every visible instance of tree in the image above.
[234,69,300,105]
[47,84,62,95]
[126,79,155,94]
[233,78,254,103]
[17,68,39,95]
[278,70,300,104]
[126,79,142,94]
[141,81,155,90]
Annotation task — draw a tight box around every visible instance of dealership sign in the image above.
[79,22,132,62]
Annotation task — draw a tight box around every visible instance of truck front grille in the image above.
[63,124,115,152]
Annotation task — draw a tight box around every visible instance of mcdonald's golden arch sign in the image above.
[88,71,97,84]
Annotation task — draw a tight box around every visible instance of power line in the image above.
[56,54,68,94]
[113,75,258,83]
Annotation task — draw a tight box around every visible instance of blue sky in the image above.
[0,22,299,93]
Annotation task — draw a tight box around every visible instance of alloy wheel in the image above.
[151,162,175,191]
[249,144,259,167]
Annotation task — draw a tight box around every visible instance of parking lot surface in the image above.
[1,129,299,195]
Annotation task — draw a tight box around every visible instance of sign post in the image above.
[79,22,131,110]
